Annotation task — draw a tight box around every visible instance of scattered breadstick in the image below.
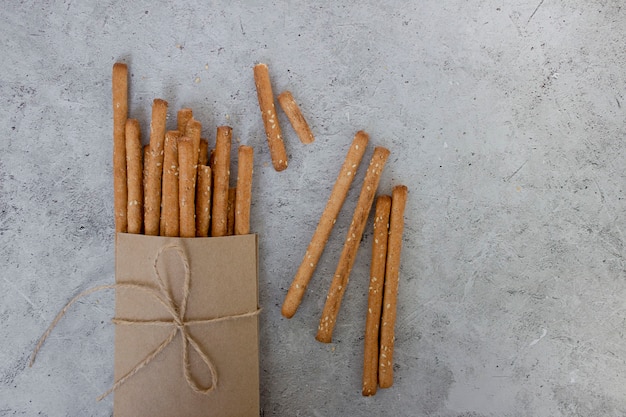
[143,144,151,228]
[112,62,128,233]
[162,131,181,237]
[185,119,202,171]
[235,145,254,235]
[199,139,209,166]
[362,195,392,396]
[144,99,168,236]
[178,137,196,237]
[211,126,232,237]
[282,131,369,319]
[378,185,408,389]
[125,119,143,234]
[253,63,288,171]
[277,91,315,144]
[227,187,236,236]
[177,108,193,135]
[316,147,391,343]
[195,165,212,237]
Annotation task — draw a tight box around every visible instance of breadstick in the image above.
[277,91,315,144]
[144,99,168,236]
[281,131,369,319]
[112,62,128,233]
[227,187,236,236]
[235,145,254,235]
[209,148,216,172]
[195,165,212,237]
[253,63,288,171]
[378,185,408,388]
[316,147,391,343]
[199,138,209,166]
[125,119,143,234]
[185,118,202,170]
[178,137,196,237]
[362,195,391,396]
[177,108,193,135]
[211,126,232,237]
[162,130,181,237]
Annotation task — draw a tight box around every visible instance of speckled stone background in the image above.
[2,1,626,416]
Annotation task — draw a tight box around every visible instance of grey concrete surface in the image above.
[2,1,626,416]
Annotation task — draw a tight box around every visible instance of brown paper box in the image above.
[114,233,259,417]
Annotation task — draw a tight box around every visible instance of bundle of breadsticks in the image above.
[112,62,254,237]
[280,131,408,395]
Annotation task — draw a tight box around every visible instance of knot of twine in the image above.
[30,243,260,401]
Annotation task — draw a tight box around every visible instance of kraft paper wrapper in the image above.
[114,233,260,417]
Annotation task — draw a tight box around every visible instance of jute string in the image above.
[29,243,260,401]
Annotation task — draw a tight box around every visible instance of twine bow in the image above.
[30,243,260,401]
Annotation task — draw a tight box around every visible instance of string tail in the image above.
[29,284,116,367]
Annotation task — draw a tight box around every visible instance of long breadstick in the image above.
[362,195,392,396]
[227,187,236,236]
[277,91,315,144]
[235,145,254,235]
[378,185,408,388]
[177,108,193,135]
[211,126,232,237]
[195,165,212,237]
[281,131,369,319]
[162,130,181,237]
[199,138,209,166]
[125,119,143,234]
[144,99,168,235]
[178,137,196,237]
[112,62,128,233]
[253,63,288,171]
[316,147,391,343]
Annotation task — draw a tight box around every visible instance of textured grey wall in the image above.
[2,1,626,416]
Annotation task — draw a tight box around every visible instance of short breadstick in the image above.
[227,187,236,236]
[199,139,209,166]
[177,108,193,135]
[144,99,168,236]
[378,185,408,388]
[253,63,288,171]
[316,147,391,343]
[362,195,392,396]
[178,137,196,237]
[162,131,181,237]
[211,126,232,237]
[125,119,143,234]
[195,165,212,237]
[235,145,254,235]
[112,62,128,233]
[185,119,202,171]
[277,91,315,144]
[281,131,369,319]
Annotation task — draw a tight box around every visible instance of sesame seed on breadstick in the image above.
[316,147,390,343]
[281,131,369,319]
